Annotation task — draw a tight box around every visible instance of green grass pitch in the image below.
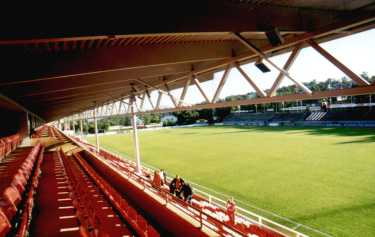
[86,126,375,237]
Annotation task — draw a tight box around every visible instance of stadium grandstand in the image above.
[0,1,375,237]
[224,105,375,127]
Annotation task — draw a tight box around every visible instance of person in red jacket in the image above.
[226,197,236,225]
[152,170,163,189]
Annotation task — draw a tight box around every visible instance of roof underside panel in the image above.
[0,0,374,121]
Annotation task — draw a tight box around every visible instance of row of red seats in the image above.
[15,145,45,237]
[71,152,160,237]
[32,125,58,138]
[60,151,137,236]
[248,225,284,237]
[32,126,48,138]
[0,143,43,237]
[191,195,283,237]
[61,151,110,236]
[47,126,68,141]
[0,133,23,161]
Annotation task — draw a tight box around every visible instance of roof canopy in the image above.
[1,0,374,121]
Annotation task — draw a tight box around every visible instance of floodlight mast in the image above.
[130,94,142,174]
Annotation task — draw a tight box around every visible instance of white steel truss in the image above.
[64,33,375,122]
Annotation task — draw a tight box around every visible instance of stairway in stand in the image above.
[305,112,327,121]
[29,151,80,237]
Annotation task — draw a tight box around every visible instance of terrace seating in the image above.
[224,112,308,126]
[68,152,160,237]
[0,143,43,237]
[224,107,375,127]
[0,133,23,161]
[33,126,51,138]
[270,112,309,123]
[322,107,375,121]
[225,112,275,123]
[38,152,131,236]
[15,145,45,237]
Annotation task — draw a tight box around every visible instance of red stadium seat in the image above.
[11,176,26,193]
[0,196,17,220]
[3,186,21,207]
[0,141,5,160]
[137,215,148,233]
[0,210,11,237]
[147,226,160,237]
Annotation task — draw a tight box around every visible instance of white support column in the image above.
[93,107,100,152]
[80,119,83,137]
[130,96,142,174]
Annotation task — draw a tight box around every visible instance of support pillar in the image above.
[80,119,83,137]
[130,96,142,174]
[93,108,100,153]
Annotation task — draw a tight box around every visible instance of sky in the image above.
[141,29,375,109]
